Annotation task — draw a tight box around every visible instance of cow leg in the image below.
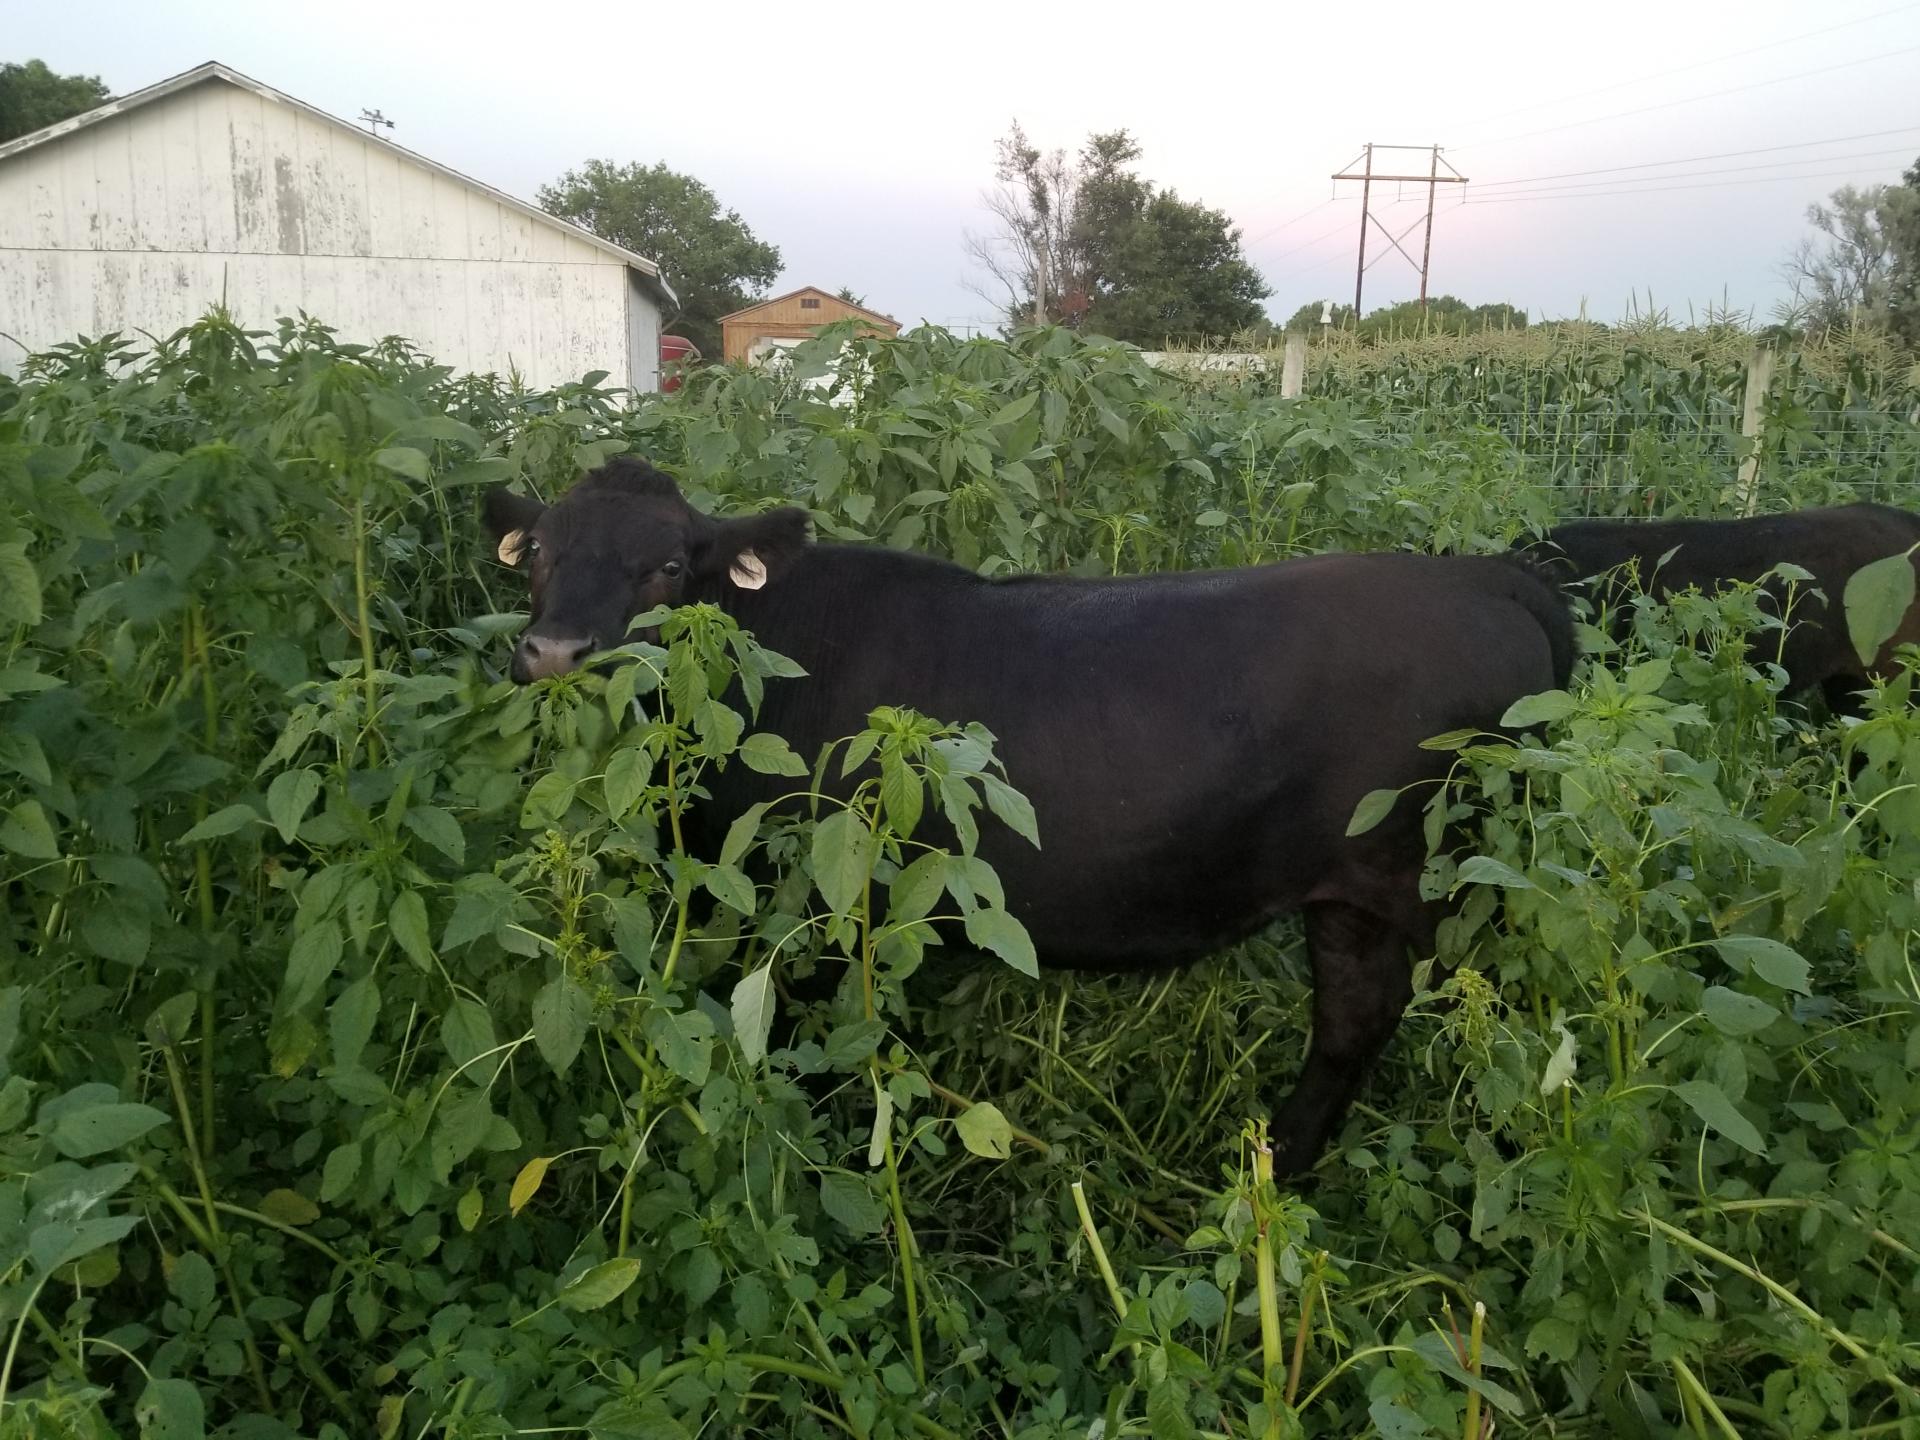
[1271,900,1413,1179]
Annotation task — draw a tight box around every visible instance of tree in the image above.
[1886,156,1920,346]
[538,160,782,360]
[834,287,869,308]
[964,124,1269,344]
[1283,300,1355,332]
[1780,183,1898,335]
[0,59,110,144]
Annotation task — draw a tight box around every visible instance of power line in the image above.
[1465,127,1920,194]
[1241,195,1347,250]
[1449,1,1920,140]
[1462,164,1899,206]
[1262,195,1425,272]
[1453,42,1920,152]
[1467,147,1918,200]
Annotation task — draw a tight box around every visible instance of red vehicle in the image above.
[659,334,701,392]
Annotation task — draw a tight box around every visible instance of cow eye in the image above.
[524,537,541,558]
[661,559,684,579]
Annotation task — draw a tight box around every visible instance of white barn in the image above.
[0,61,676,389]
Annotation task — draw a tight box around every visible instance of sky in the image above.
[10,0,1920,332]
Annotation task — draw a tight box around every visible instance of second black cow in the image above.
[484,457,1574,1176]
[1528,502,1920,709]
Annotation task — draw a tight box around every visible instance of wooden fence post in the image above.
[1735,343,1776,515]
[1281,334,1307,399]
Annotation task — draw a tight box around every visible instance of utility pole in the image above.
[358,108,395,137]
[1330,144,1468,319]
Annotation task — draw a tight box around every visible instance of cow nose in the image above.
[513,632,595,681]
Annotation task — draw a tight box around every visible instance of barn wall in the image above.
[0,79,659,388]
[625,274,661,393]
[720,290,899,364]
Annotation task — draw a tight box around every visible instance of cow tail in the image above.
[1495,552,1577,691]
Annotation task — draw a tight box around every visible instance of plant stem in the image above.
[879,1094,926,1389]
[351,489,382,766]
[1284,1252,1325,1409]
[1071,1180,1129,1323]
[1251,1131,1285,1407]
[1670,1357,1743,1440]
[1462,1300,1486,1440]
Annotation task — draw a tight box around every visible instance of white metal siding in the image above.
[0,78,658,388]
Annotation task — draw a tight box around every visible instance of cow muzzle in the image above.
[512,631,596,683]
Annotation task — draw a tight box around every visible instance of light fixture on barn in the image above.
[358,109,395,136]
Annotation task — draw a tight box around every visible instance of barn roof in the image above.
[0,60,678,310]
[720,286,900,328]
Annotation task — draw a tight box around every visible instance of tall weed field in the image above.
[0,317,1917,1439]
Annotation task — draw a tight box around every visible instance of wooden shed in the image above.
[719,287,899,365]
[0,61,677,388]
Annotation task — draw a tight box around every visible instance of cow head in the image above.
[483,455,811,683]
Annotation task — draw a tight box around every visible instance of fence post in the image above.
[1735,343,1775,515]
[1281,334,1307,399]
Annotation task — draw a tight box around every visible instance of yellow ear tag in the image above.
[730,550,768,589]
[497,529,526,564]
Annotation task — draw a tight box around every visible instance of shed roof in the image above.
[720,286,899,328]
[0,60,677,310]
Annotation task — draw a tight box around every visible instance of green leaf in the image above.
[388,890,435,971]
[0,542,43,628]
[739,732,808,776]
[964,906,1038,978]
[1702,985,1781,1037]
[980,773,1039,848]
[1712,936,1811,994]
[531,977,591,1077]
[403,806,466,865]
[987,391,1038,427]
[0,801,59,859]
[956,1101,1012,1159]
[283,921,343,1012]
[1146,1378,1193,1440]
[266,768,321,844]
[1844,550,1917,667]
[811,808,875,916]
[885,852,947,926]
[135,1376,206,1440]
[178,804,260,845]
[604,746,653,817]
[30,1213,138,1275]
[558,1257,643,1311]
[1674,1079,1768,1156]
[49,1101,169,1158]
[719,803,768,870]
[373,446,431,482]
[1456,855,1536,891]
[818,1170,885,1234]
[319,1142,361,1203]
[442,998,497,1071]
[704,863,758,917]
[1500,689,1577,727]
[329,977,380,1071]
[83,908,151,967]
[731,965,777,1067]
[1195,510,1230,527]
[1345,788,1400,837]
[644,1007,714,1086]
[458,1185,483,1232]
[878,749,923,837]
[0,732,51,787]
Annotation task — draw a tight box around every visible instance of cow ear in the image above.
[483,487,546,564]
[695,506,811,591]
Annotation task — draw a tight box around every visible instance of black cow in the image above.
[1526,503,1920,710]
[484,457,1574,1175]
